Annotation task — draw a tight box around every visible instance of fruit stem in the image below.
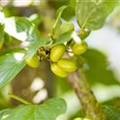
[9,93,31,105]
[67,69,109,120]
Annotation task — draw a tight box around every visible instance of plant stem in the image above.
[67,69,109,120]
[9,93,31,105]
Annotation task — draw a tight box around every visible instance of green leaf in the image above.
[0,109,11,119]
[0,48,26,56]
[55,22,74,37]
[4,17,50,59]
[83,49,118,85]
[4,17,40,41]
[76,0,118,30]
[105,106,120,120]
[52,5,68,35]
[0,51,26,89]
[0,24,4,49]
[0,98,66,120]
[48,1,75,21]
[53,31,72,45]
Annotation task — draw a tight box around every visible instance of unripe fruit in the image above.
[58,58,77,72]
[72,41,87,55]
[25,54,39,68]
[80,29,91,40]
[50,44,65,62]
[51,63,68,77]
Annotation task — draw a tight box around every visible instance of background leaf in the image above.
[76,0,118,30]
[0,51,26,89]
[105,106,120,120]
[83,49,119,85]
[0,98,66,120]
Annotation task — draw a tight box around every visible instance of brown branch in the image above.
[67,69,109,120]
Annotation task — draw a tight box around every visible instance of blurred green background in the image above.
[0,0,120,120]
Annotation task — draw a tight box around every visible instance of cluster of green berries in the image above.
[50,41,87,77]
[25,29,88,78]
[50,44,76,77]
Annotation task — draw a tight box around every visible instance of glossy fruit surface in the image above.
[58,58,77,72]
[50,44,65,62]
[72,41,87,55]
[80,29,91,40]
[25,54,39,68]
[51,63,68,77]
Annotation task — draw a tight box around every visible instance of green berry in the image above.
[72,41,87,55]
[51,63,68,77]
[50,44,65,62]
[58,58,77,72]
[25,54,39,68]
[80,29,91,40]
